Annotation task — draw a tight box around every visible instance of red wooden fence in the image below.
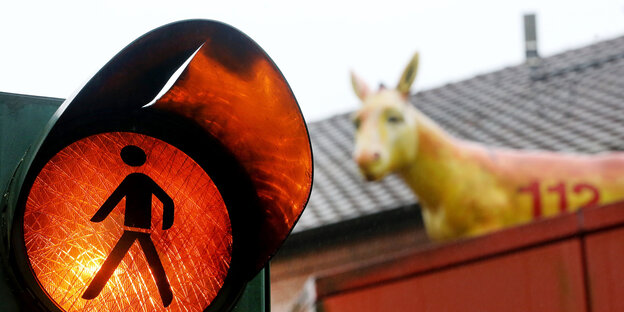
[301,201,624,312]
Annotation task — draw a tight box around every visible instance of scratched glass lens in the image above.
[154,44,313,272]
[23,132,232,312]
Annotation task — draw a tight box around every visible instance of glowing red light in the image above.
[23,132,232,312]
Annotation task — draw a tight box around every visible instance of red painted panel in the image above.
[584,227,624,312]
[315,213,580,298]
[581,200,624,231]
[321,240,586,312]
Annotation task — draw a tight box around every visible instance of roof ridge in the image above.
[310,34,624,126]
[411,34,624,96]
[531,50,624,81]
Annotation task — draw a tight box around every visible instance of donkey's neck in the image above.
[399,109,460,211]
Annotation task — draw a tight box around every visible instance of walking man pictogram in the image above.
[82,145,175,307]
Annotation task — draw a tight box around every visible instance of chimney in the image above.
[524,13,540,71]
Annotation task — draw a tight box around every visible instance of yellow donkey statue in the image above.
[352,53,624,241]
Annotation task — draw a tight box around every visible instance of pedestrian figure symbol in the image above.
[82,145,175,307]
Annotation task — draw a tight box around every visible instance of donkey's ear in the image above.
[397,52,419,95]
[351,70,371,101]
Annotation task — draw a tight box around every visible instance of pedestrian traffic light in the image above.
[0,20,312,312]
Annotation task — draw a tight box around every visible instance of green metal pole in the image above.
[231,265,270,312]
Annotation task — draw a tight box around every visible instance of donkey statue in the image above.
[352,53,624,241]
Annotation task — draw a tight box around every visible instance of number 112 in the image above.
[518,181,600,218]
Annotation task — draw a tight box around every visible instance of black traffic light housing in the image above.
[0,20,312,312]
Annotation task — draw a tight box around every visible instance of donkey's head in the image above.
[352,53,419,181]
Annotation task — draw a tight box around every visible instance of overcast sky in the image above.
[2,0,624,121]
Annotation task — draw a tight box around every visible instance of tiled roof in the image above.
[294,34,624,233]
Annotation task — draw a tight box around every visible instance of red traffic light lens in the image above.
[23,132,232,311]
